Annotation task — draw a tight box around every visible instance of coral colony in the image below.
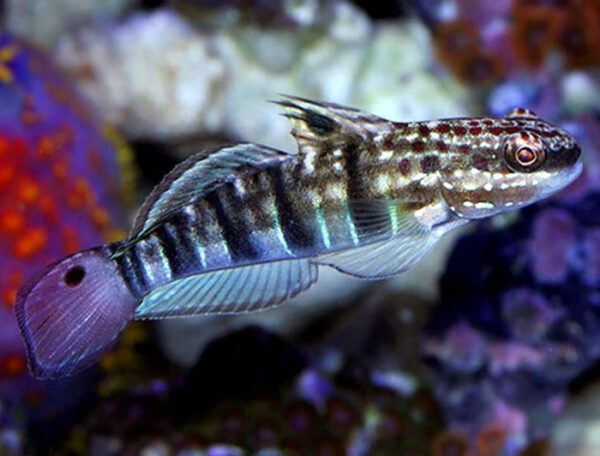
[0,32,133,453]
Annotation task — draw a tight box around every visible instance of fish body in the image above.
[15,97,582,378]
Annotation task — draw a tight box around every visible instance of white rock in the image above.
[353,22,472,122]
[5,0,133,48]
[550,384,600,456]
[561,71,600,116]
[55,9,226,139]
[327,0,372,43]
[284,0,321,27]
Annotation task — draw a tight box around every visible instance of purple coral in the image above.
[527,208,577,284]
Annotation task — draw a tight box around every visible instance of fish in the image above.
[15,96,582,379]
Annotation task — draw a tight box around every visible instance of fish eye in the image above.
[504,133,546,172]
[515,147,537,166]
[64,266,86,287]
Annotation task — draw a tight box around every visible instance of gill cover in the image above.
[15,247,137,379]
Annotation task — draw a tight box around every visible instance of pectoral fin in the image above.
[314,199,438,279]
[314,232,440,279]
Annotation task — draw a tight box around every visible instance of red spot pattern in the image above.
[382,133,396,150]
[436,140,450,152]
[436,124,451,134]
[453,126,468,137]
[399,159,411,176]
[472,154,490,171]
[421,155,441,173]
[459,144,470,155]
[412,140,426,153]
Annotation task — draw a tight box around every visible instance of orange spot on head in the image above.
[0,354,26,377]
[13,227,48,259]
[0,207,25,234]
[17,178,41,204]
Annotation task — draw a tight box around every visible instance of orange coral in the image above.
[434,19,504,85]
[510,3,567,68]
[432,430,473,456]
[518,439,549,456]
[557,1,600,67]
[457,52,504,86]
[475,425,508,455]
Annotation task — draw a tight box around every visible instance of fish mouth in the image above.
[561,161,583,186]
[539,161,583,199]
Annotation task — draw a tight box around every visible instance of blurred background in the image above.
[1,0,600,454]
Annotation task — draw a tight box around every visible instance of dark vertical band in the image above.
[267,166,315,253]
[112,247,146,298]
[205,186,258,262]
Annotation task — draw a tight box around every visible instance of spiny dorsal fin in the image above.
[129,143,292,238]
[274,95,386,155]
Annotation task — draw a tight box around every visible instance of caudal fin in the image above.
[14,248,137,379]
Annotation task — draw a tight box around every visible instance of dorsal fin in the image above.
[274,95,386,155]
[129,143,291,239]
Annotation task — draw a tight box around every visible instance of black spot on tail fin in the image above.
[273,95,385,155]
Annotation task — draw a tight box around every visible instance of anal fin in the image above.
[134,259,318,318]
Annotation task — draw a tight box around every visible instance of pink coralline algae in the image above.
[583,228,600,286]
[501,288,563,341]
[527,208,577,284]
[0,32,133,391]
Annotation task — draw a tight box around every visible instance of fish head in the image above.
[440,108,582,219]
[15,246,137,379]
